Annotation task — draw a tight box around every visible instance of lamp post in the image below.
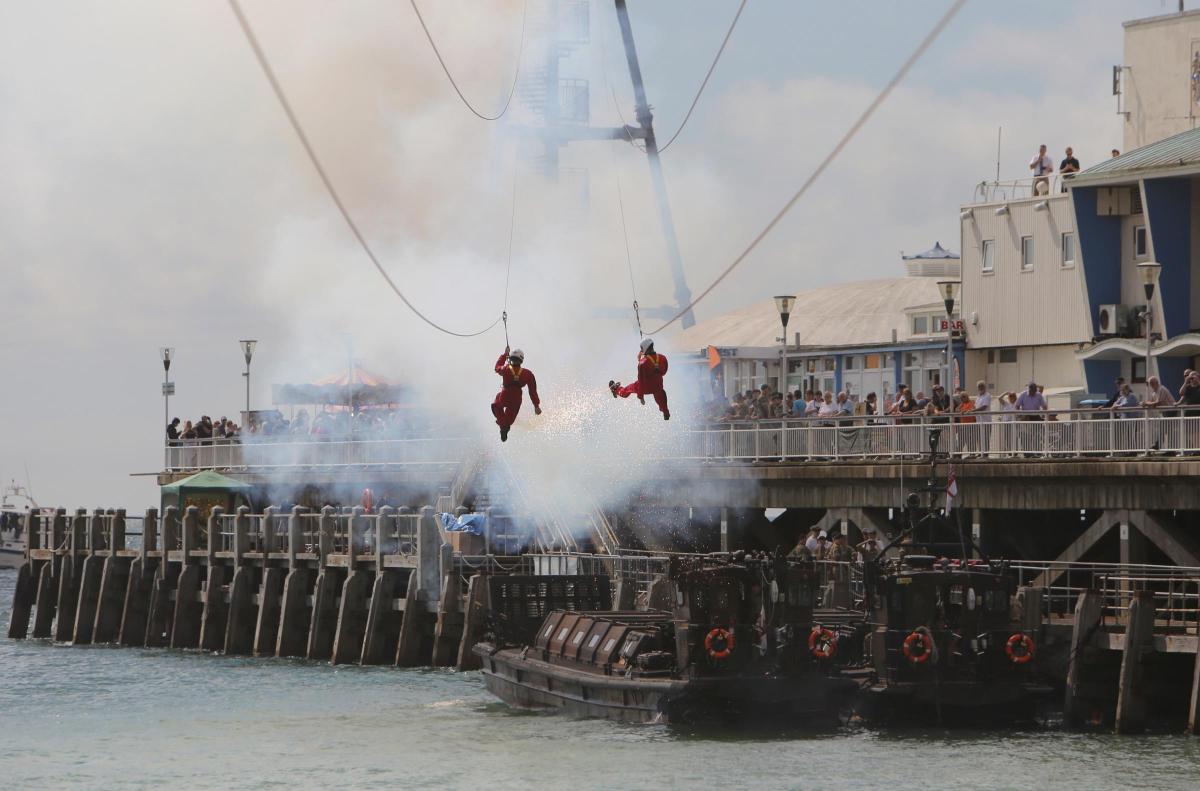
[774,295,796,395]
[160,347,174,439]
[937,280,961,391]
[239,340,257,416]
[1137,262,1162,381]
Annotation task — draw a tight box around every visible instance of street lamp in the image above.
[239,340,257,415]
[937,281,961,390]
[774,295,796,394]
[160,347,175,442]
[1138,261,1162,380]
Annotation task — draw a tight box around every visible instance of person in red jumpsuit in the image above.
[608,338,670,420]
[491,346,541,442]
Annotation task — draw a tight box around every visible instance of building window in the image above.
[844,356,857,370]
[1134,225,1148,259]
[1061,232,1075,267]
[912,316,928,335]
[1021,236,1034,271]
[865,353,881,370]
[1132,356,1147,384]
[987,349,995,364]
[982,239,995,273]
[999,348,1018,364]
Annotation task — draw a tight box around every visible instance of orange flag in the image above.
[707,345,721,370]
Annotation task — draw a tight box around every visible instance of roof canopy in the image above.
[1075,126,1200,183]
[161,470,252,494]
[272,364,405,406]
[902,241,959,260]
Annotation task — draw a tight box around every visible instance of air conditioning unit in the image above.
[1097,304,1133,336]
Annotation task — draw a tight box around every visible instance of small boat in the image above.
[474,553,858,725]
[0,481,36,570]
[854,429,1052,725]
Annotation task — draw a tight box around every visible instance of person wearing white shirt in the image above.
[972,380,993,454]
[817,391,839,426]
[1029,144,1054,194]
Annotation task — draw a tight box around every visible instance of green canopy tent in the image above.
[161,470,254,519]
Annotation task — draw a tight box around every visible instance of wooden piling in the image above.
[53,509,88,642]
[6,560,36,639]
[456,573,488,671]
[431,573,463,667]
[395,569,427,667]
[1115,590,1156,735]
[144,507,179,647]
[306,567,343,662]
[332,570,373,665]
[170,507,204,649]
[360,570,403,666]
[93,510,131,644]
[198,565,230,652]
[223,508,258,655]
[32,559,59,639]
[1064,589,1103,728]
[1188,644,1200,735]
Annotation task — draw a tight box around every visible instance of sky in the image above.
[0,0,1188,509]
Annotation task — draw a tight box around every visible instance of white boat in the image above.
[0,482,37,569]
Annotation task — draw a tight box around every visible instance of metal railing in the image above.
[164,436,470,472]
[972,173,1078,204]
[673,407,1200,463]
[1095,573,1200,632]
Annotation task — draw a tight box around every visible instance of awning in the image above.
[1075,332,1200,362]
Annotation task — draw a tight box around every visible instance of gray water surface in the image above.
[2,572,1198,790]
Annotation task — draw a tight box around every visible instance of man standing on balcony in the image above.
[608,338,670,420]
[1060,147,1080,192]
[1029,144,1054,195]
[491,346,541,442]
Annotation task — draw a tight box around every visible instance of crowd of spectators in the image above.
[167,408,431,444]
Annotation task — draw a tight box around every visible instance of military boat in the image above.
[474,553,858,724]
[855,429,1052,725]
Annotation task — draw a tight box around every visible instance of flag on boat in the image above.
[945,469,958,513]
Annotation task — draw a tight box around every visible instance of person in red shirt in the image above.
[608,338,670,420]
[491,346,541,442]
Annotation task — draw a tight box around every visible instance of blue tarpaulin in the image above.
[438,512,486,536]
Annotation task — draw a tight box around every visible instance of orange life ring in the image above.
[1005,632,1035,664]
[361,488,374,513]
[808,627,837,660]
[902,630,935,664]
[704,627,734,660]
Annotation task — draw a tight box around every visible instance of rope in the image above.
[656,0,747,153]
[611,149,643,337]
[597,10,645,152]
[228,0,502,338]
[408,0,528,121]
[644,0,968,336]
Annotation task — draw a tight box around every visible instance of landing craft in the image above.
[473,553,858,725]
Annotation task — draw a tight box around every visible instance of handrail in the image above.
[971,173,1078,204]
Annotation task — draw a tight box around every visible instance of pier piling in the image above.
[1115,590,1156,734]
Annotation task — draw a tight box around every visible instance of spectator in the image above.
[1015,381,1047,419]
[805,390,821,417]
[1180,370,1200,409]
[1060,146,1080,189]
[1143,375,1175,409]
[1111,148,1120,158]
[835,391,852,416]
[166,417,181,441]
[1029,144,1054,194]
[864,392,878,417]
[770,392,786,419]
[1112,383,1139,418]
[1101,377,1126,409]
[1000,391,1017,420]
[915,390,930,410]
[817,391,839,424]
[929,384,951,414]
[784,391,794,416]
[181,420,196,440]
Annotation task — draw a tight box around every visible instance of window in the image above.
[1062,232,1075,267]
[865,353,881,370]
[987,349,995,364]
[1132,356,1147,384]
[844,356,857,370]
[1021,236,1035,271]
[999,348,1018,364]
[912,315,928,335]
[1134,225,1148,259]
[982,239,995,273]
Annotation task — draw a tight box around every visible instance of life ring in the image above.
[361,488,374,513]
[808,627,837,660]
[1005,632,1035,664]
[902,629,935,664]
[704,627,734,660]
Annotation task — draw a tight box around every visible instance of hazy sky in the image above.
[0,0,1184,508]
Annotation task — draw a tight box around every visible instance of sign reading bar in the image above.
[939,319,965,331]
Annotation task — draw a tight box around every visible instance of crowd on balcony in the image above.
[167,407,433,444]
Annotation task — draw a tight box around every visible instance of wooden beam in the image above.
[1032,511,1121,589]
[1134,511,1200,567]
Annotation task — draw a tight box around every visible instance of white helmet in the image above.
[509,348,525,362]
[639,338,654,353]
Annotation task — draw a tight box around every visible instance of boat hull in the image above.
[859,680,1052,726]
[0,541,23,570]
[475,644,855,725]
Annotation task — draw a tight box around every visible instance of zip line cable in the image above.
[228,0,502,338]
[655,0,747,154]
[409,0,527,121]
[644,0,967,336]
[502,162,519,346]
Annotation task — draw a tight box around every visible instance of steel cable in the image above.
[409,0,527,121]
[656,0,747,153]
[644,0,968,336]
[229,0,503,338]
